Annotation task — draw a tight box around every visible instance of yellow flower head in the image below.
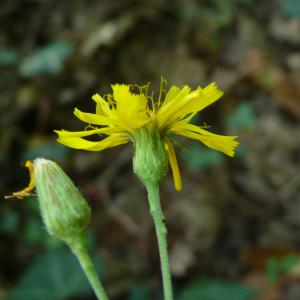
[55,78,239,191]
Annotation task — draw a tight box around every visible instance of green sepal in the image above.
[33,158,91,245]
[132,126,168,186]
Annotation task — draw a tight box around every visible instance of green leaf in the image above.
[0,210,19,234]
[205,0,235,28]
[9,248,104,300]
[128,284,151,300]
[234,0,257,4]
[181,144,224,171]
[282,0,300,18]
[0,49,20,66]
[226,102,256,131]
[19,41,74,77]
[21,141,70,161]
[21,218,60,249]
[266,255,300,284]
[178,278,257,300]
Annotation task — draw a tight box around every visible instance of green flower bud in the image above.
[132,126,168,186]
[33,158,91,245]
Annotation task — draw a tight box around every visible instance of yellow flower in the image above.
[55,79,238,191]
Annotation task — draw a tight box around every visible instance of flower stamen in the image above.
[157,76,168,108]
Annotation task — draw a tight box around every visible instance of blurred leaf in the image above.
[23,219,43,244]
[234,0,257,4]
[86,229,98,250]
[282,0,300,18]
[206,0,235,28]
[26,196,40,213]
[235,144,248,157]
[0,289,8,300]
[0,49,20,66]
[181,2,200,20]
[19,41,74,77]
[266,255,300,284]
[9,247,104,300]
[128,284,151,300]
[21,141,70,161]
[21,218,60,248]
[226,102,256,130]
[181,144,224,171]
[178,278,257,300]
[0,210,19,234]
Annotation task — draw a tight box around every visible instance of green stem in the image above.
[69,237,109,300]
[145,181,174,300]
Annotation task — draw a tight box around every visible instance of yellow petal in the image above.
[157,83,223,129]
[171,123,238,157]
[57,134,128,151]
[111,84,149,129]
[74,108,112,126]
[111,84,131,104]
[165,139,182,191]
[112,84,132,117]
[5,161,35,200]
[92,93,112,116]
[54,127,116,138]
[163,85,181,105]
[173,83,223,119]
[157,85,191,127]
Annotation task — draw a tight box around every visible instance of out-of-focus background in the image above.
[1,0,300,299]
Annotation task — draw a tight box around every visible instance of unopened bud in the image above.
[33,158,91,245]
[132,127,168,186]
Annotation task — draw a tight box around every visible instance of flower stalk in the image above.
[34,158,110,300]
[6,159,110,300]
[68,234,109,300]
[132,127,174,299]
[146,181,173,300]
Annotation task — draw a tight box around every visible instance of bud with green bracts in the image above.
[33,158,91,246]
[32,158,109,300]
[132,126,168,186]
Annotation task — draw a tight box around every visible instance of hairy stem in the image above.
[69,236,109,300]
[146,182,174,300]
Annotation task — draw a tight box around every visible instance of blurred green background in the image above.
[1,0,300,299]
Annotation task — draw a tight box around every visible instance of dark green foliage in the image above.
[9,248,104,300]
[19,41,74,77]
[0,50,20,66]
[21,141,70,161]
[282,0,300,17]
[266,255,300,284]
[128,285,151,300]
[226,102,256,131]
[178,279,257,300]
[181,144,224,171]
